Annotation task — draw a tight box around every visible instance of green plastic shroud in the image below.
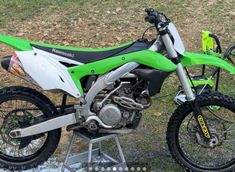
[1,35,235,95]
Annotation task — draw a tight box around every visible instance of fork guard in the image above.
[182,52,235,74]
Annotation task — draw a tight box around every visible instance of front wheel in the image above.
[167,91,235,172]
[0,86,61,171]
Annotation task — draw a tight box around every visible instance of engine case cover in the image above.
[98,104,122,126]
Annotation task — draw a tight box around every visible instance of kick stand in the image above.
[62,128,126,172]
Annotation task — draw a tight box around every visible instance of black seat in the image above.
[31,40,151,64]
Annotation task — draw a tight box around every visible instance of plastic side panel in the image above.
[33,48,83,66]
[182,52,235,74]
[68,50,177,94]
[15,51,81,98]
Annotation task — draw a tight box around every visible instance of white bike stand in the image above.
[61,128,126,172]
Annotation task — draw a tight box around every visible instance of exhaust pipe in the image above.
[1,55,37,84]
[1,56,11,71]
[1,55,26,76]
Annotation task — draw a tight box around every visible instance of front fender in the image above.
[181,52,235,74]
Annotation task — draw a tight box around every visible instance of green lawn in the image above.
[0,0,234,171]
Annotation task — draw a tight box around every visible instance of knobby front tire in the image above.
[167,91,235,172]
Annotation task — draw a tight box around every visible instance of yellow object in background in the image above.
[202,31,214,53]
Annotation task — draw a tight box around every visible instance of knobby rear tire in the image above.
[0,86,61,171]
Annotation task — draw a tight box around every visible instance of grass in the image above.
[0,0,235,171]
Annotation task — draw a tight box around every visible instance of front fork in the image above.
[161,32,212,141]
[189,100,212,141]
[176,63,212,141]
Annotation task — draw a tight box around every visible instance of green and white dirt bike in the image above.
[0,8,234,172]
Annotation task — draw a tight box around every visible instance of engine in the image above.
[92,74,151,130]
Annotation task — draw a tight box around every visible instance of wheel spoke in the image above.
[221,123,235,135]
[178,106,235,168]
[223,139,235,143]
[0,99,47,158]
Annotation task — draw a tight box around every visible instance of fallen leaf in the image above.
[229,11,235,16]
[16,33,24,36]
[116,8,122,12]
[208,0,216,5]
[115,36,122,41]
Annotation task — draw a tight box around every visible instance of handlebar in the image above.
[145,8,161,26]
[144,8,169,28]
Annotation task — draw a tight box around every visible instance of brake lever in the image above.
[145,15,156,24]
[158,12,171,22]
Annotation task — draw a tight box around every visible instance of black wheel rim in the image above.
[0,98,50,162]
[176,102,235,170]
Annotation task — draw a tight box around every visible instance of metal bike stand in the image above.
[61,128,126,172]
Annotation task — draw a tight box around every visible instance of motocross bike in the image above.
[0,8,234,172]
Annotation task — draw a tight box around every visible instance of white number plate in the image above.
[168,23,185,55]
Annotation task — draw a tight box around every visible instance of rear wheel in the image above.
[0,86,61,171]
[167,91,235,172]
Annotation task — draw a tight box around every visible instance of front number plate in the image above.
[168,23,185,55]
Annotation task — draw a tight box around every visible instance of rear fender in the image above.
[0,35,33,51]
[181,52,235,74]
